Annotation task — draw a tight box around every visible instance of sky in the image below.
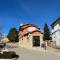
[0,0,60,36]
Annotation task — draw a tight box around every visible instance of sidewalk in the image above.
[47,46,56,52]
[46,46,60,52]
[24,46,60,54]
[46,46,60,56]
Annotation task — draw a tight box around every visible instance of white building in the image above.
[51,17,60,46]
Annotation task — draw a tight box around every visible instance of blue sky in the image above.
[0,0,60,36]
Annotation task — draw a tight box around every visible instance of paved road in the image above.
[8,47,60,60]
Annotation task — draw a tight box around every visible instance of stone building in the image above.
[19,24,43,48]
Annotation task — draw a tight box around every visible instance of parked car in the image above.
[0,40,5,48]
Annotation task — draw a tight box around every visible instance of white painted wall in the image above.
[52,24,60,33]
[51,24,60,46]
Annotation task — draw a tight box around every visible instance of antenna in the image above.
[0,23,2,33]
[29,19,32,24]
[0,23,2,39]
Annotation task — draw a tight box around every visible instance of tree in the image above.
[7,28,18,42]
[43,23,51,41]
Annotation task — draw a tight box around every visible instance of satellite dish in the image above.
[20,23,23,26]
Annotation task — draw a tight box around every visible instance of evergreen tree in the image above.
[43,23,51,41]
[7,27,18,42]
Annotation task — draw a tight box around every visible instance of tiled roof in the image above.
[19,24,40,31]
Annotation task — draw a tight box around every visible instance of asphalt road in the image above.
[8,47,60,60]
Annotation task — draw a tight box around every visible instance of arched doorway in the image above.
[33,36,40,47]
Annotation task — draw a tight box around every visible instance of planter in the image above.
[0,51,19,60]
[0,57,17,60]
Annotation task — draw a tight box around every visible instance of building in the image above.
[19,24,43,48]
[51,17,60,47]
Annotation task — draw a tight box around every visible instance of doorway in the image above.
[33,36,40,47]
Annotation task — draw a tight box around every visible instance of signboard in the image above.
[28,27,36,32]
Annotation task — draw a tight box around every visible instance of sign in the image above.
[28,27,36,32]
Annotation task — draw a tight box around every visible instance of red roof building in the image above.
[19,24,43,48]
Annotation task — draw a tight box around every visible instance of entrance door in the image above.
[33,36,40,47]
